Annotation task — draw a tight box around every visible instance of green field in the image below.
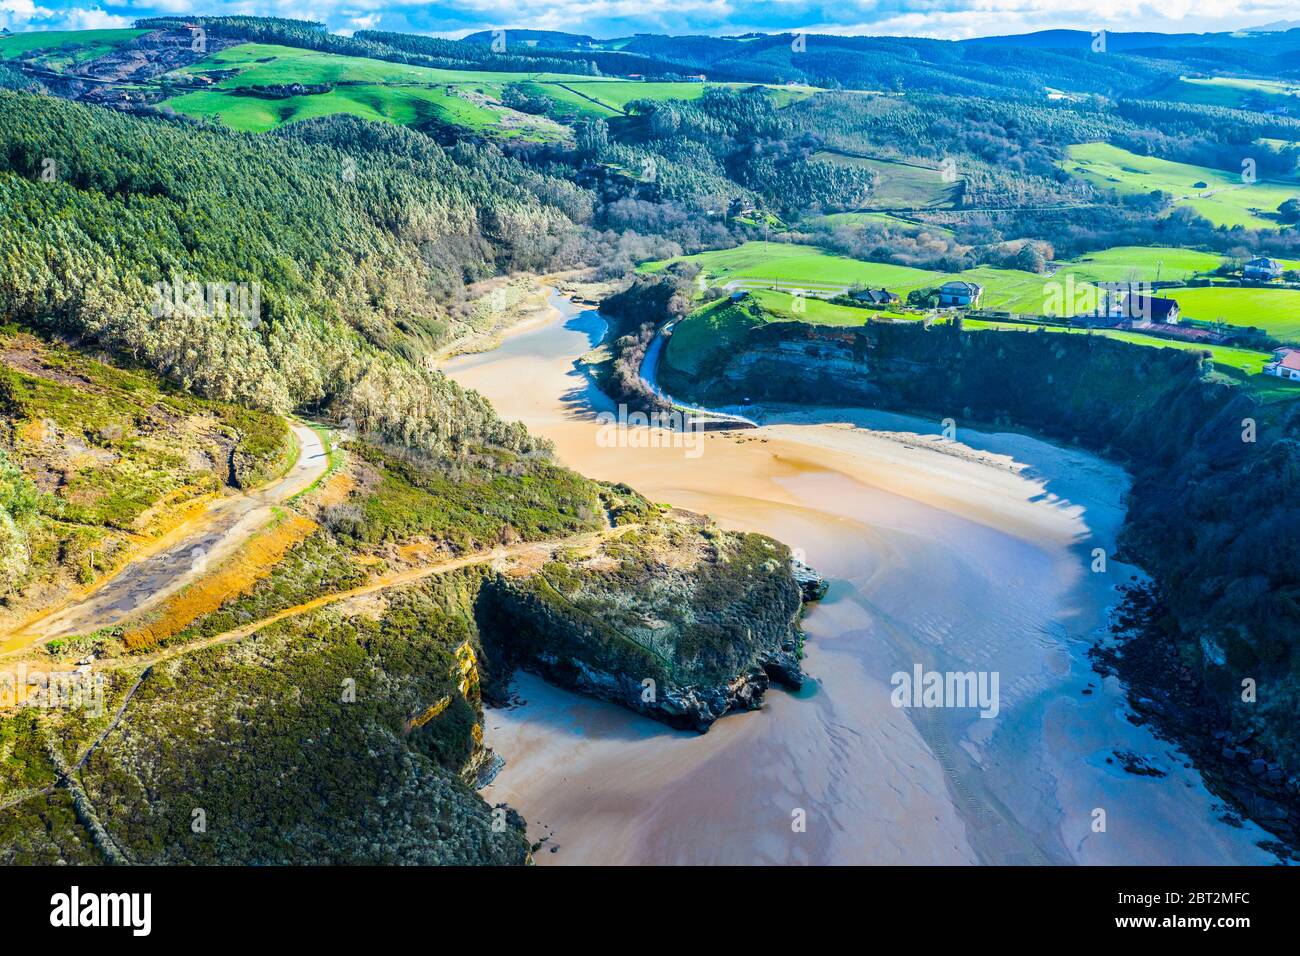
[668,288,1275,377]
[543,79,817,115]
[644,242,1096,316]
[809,150,960,209]
[166,84,535,135]
[1063,142,1300,230]
[645,241,1300,338]
[749,289,906,324]
[1164,286,1300,340]
[0,29,145,70]
[642,241,942,290]
[1050,245,1224,284]
[168,43,602,89]
[160,43,805,136]
[961,322,1275,374]
[163,43,594,136]
[810,211,955,235]
[4,32,813,139]
[1157,75,1300,111]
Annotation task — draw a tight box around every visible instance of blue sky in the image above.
[2,1,1297,41]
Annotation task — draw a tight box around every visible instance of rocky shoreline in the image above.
[1093,583,1300,859]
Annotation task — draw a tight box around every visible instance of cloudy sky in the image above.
[2,0,1298,41]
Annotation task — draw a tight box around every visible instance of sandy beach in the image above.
[444,293,1276,865]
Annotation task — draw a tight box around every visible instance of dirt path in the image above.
[0,421,329,656]
[95,526,626,673]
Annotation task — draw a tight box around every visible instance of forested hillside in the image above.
[2,16,1300,861]
[0,91,587,459]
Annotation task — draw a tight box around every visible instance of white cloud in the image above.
[0,0,53,32]
[59,7,133,29]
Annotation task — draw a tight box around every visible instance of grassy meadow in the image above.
[808,151,960,209]
[159,43,809,137]
[652,240,1285,376]
[643,241,1147,316]
[0,28,145,69]
[646,240,1300,336]
[1063,142,1300,230]
[1157,75,1300,111]
[1165,286,1300,340]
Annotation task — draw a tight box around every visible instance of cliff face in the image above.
[663,323,879,407]
[667,317,1300,840]
[477,511,806,732]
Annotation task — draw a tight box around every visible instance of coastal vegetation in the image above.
[3,13,1300,861]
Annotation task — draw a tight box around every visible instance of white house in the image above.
[938,280,983,308]
[1243,256,1283,282]
[1264,347,1300,380]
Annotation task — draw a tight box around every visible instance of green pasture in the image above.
[809,150,959,209]
[1165,286,1300,340]
[0,29,145,69]
[1157,75,1300,111]
[1062,142,1300,230]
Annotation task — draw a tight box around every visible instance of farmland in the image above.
[666,288,1277,377]
[1062,142,1300,230]
[0,28,145,69]
[162,43,592,136]
[166,84,541,137]
[1049,246,1224,284]
[159,43,810,136]
[1156,75,1300,112]
[641,241,941,290]
[808,150,960,209]
[649,241,1292,369]
[1165,286,1300,341]
[643,241,1117,316]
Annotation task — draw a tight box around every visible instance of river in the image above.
[442,291,1275,866]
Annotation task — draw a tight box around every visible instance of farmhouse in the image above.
[850,287,900,306]
[938,280,983,308]
[1264,347,1300,380]
[1125,292,1180,324]
[1243,256,1283,281]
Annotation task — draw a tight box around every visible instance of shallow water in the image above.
[445,293,1276,865]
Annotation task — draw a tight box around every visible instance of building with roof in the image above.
[938,280,983,308]
[1243,257,1284,282]
[1265,347,1300,380]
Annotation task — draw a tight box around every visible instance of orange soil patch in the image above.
[121,513,318,653]
[312,470,356,508]
[15,419,49,443]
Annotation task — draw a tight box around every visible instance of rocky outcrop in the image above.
[475,514,811,732]
[527,645,802,733]
[790,557,829,603]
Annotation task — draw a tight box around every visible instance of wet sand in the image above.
[446,295,1275,865]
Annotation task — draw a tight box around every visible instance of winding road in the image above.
[637,316,759,428]
[0,421,329,656]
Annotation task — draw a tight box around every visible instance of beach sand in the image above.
[445,295,1276,866]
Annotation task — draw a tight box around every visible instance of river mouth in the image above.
[443,292,1275,866]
